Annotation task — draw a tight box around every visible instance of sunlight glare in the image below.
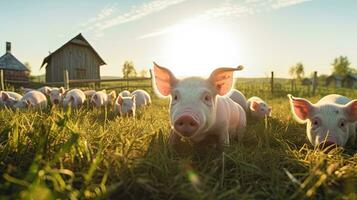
[163,21,242,77]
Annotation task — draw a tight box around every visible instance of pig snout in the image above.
[174,115,199,137]
[53,99,59,104]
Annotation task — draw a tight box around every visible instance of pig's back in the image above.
[229,89,247,111]
[317,94,351,105]
[6,91,22,100]
[24,91,47,108]
[132,90,151,107]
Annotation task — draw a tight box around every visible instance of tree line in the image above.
[289,55,355,82]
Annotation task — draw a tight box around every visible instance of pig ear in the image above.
[153,62,178,96]
[59,87,65,94]
[25,100,32,108]
[117,96,123,105]
[344,99,357,122]
[44,87,51,95]
[208,65,244,96]
[109,91,116,99]
[288,94,314,123]
[250,101,259,111]
[2,92,10,101]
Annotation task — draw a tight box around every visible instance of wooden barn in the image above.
[41,33,106,83]
[326,74,343,88]
[344,74,357,89]
[0,42,30,81]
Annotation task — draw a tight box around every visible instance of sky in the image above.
[0,0,356,78]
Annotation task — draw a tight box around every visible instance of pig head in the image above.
[153,62,245,150]
[288,94,357,148]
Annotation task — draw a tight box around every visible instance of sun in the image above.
[162,21,242,77]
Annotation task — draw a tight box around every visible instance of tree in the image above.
[332,56,351,76]
[289,62,305,80]
[122,60,137,78]
[139,69,148,77]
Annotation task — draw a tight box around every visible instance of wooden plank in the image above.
[0,70,4,90]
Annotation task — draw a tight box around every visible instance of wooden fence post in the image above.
[0,70,4,91]
[64,69,69,90]
[312,71,318,95]
[149,69,153,89]
[270,71,274,95]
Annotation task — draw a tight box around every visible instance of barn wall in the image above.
[45,43,101,83]
[3,70,29,81]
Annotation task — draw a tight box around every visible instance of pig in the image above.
[228,89,247,111]
[84,90,96,100]
[132,89,151,107]
[13,90,47,110]
[153,62,246,151]
[107,91,117,106]
[246,96,272,119]
[90,90,117,108]
[119,90,131,97]
[63,89,86,109]
[47,87,65,105]
[114,95,136,117]
[288,94,357,148]
[0,91,23,108]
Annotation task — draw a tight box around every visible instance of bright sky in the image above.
[1,0,356,78]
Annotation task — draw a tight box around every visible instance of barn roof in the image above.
[41,33,106,68]
[327,74,343,81]
[0,52,30,71]
[346,74,357,80]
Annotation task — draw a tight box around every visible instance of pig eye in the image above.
[202,92,212,106]
[312,117,321,129]
[339,119,347,130]
[171,91,180,105]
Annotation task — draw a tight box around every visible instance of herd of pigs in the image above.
[0,86,151,117]
[0,62,357,153]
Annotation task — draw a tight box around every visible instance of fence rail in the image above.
[0,69,153,91]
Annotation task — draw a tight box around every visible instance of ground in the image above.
[0,84,357,199]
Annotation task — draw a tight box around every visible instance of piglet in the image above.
[132,89,151,107]
[47,87,65,105]
[229,89,247,111]
[0,91,23,108]
[153,62,246,151]
[114,95,136,117]
[63,89,86,109]
[288,94,357,149]
[246,96,272,119]
[90,90,117,108]
[119,90,131,97]
[13,90,47,110]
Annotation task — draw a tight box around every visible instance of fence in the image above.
[0,69,153,92]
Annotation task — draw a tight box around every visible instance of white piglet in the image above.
[13,90,47,110]
[288,94,357,149]
[91,90,117,108]
[114,95,136,117]
[132,89,151,107]
[47,87,66,105]
[153,62,246,150]
[247,96,271,119]
[229,89,247,111]
[63,89,86,109]
[0,91,23,108]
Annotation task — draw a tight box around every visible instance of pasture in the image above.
[0,82,357,200]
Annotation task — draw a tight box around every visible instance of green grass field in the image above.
[0,84,357,199]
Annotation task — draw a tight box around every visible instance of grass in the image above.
[0,85,357,200]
